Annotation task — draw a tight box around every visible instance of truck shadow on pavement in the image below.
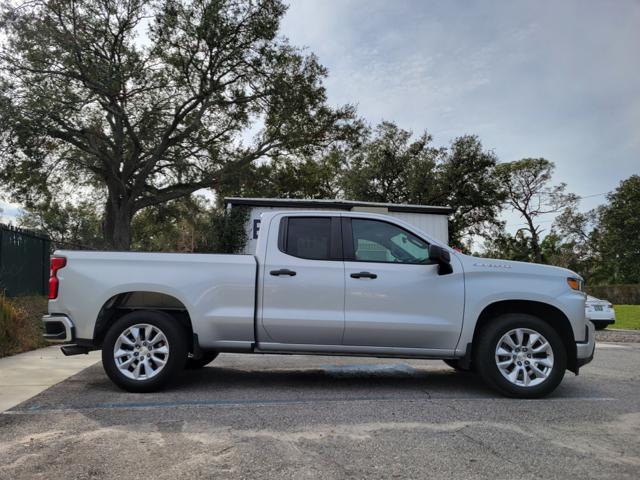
[10,362,505,413]
[172,364,489,396]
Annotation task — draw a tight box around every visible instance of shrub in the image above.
[0,295,48,357]
[586,284,640,305]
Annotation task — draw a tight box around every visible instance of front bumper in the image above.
[42,315,74,343]
[576,320,596,368]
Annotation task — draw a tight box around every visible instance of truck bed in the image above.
[49,251,258,350]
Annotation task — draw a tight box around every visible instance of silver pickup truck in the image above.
[43,210,595,398]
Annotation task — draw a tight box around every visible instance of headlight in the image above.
[567,277,583,291]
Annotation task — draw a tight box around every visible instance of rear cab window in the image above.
[278,216,342,260]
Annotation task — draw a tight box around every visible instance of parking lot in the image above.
[1,342,639,480]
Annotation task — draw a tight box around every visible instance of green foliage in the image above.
[438,135,505,245]
[596,175,640,283]
[481,227,533,262]
[18,200,104,249]
[0,0,357,249]
[208,205,250,253]
[131,195,214,252]
[217,150,347,200]
[587,285,640,305]
[496,158,577,263]
[339,122,503,246]
[217,121,504,247]
[132,197,250,253]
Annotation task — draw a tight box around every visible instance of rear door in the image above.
[259,215,345,345]
[342,217,464,351]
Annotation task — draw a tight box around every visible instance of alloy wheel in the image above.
[494,328,554,387]
[113,323,170,380]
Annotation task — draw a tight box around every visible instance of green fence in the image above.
[0,224,51,297]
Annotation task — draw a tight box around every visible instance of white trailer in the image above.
[223,197,452,254]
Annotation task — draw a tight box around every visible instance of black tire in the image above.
[185,351,219,370]
[594,323,608,331]
[443,359,471,372]
[474,313,567,398]
[102,310,188,393]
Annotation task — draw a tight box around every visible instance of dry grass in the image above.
[0,295,49,358]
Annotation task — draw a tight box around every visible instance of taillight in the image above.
[49,256,67,299]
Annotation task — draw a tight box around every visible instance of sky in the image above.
[2,0,639,234]
[279,0,640,232]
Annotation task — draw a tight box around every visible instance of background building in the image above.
[224,197,452,255]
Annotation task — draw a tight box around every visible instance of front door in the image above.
[260,215,345,345]
[342,217,464,351]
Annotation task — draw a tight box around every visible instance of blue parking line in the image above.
[3,394,616,415]
[18,395,404,413]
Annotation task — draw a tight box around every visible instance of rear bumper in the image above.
[576,320,596,368]
[586,311,616,321]
[42,315,75,343]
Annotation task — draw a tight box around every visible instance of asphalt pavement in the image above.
[1,342,639,479]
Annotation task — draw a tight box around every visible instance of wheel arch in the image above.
[93,291,195,351]
[473,300,578,373]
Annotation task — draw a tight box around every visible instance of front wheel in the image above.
[474,314,567,398]
[102,311,188,393]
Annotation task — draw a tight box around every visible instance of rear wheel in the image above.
[102,310,187,393]
[474,314,567,398]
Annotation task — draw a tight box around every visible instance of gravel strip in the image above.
[596,328,640,343]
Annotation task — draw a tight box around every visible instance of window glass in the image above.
[285,218,332,260]
[351,219,429,264]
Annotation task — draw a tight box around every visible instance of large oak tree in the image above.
[0,0,356,249]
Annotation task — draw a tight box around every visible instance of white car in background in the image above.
[585,295,616,330]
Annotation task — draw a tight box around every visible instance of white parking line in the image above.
[597,343,634,349]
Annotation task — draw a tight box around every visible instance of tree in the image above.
[545,205,599,281]
[130,194,213,252]
[339,122,503,245]
[216,148,348,200]
[340,122,441,204]
[130,194,249,253]
[0,0,356,249]
[496,158,576,263]
[481,227,533,262]
[596,175,640,283]
[430,135,505,245]
[18,199,104,248]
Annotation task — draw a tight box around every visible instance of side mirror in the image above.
[429,245,453,275]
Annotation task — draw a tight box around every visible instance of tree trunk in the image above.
[524,215,542,263]
[103,192,133,250]
[531,232,542,263]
